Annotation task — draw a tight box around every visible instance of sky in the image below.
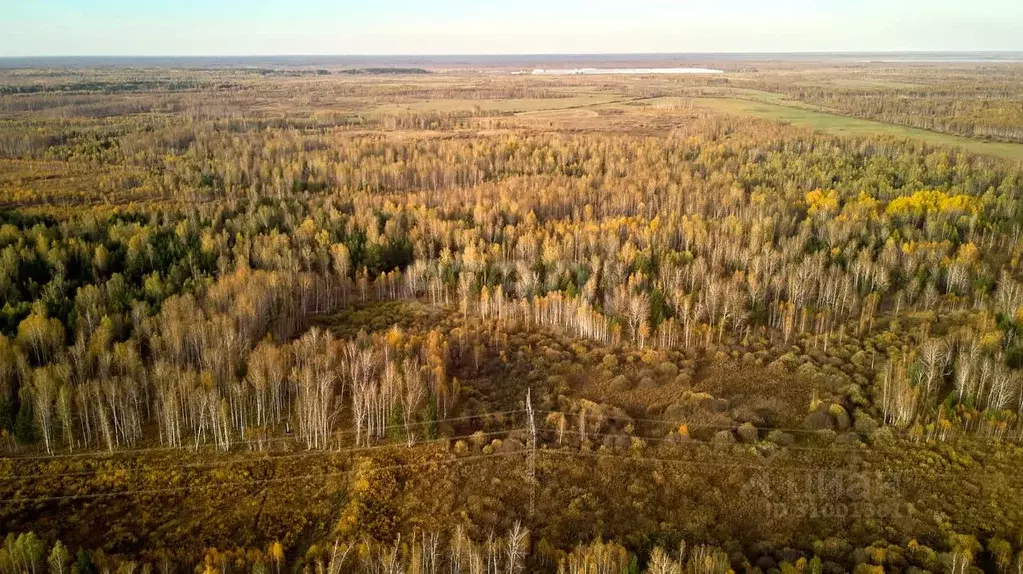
[2,0,1023,57]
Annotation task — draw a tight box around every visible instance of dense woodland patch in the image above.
[1,63,1023,573]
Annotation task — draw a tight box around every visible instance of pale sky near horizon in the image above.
[2,0,1022,57]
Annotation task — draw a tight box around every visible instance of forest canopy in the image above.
[1,61,1023,574]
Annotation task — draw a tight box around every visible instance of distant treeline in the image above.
[246,67,430,77]
[339,67,431,75]
[0,80,209,95]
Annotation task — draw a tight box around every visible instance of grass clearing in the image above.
[372,95,621,115]
[694,97,1023,162]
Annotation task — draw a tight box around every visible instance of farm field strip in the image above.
[693,96,1023,161]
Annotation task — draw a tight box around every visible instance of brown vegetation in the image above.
[2,61,1023,572]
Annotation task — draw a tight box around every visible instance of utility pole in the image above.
[526,387,537,516]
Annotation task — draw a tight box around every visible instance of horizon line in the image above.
[3,50,1023,59]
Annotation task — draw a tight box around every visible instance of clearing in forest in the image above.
[695,97,1023,162]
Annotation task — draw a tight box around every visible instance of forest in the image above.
[1,59,1023,573]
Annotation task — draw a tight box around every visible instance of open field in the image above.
[693,96,1023,161]
[371,94,625,115]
